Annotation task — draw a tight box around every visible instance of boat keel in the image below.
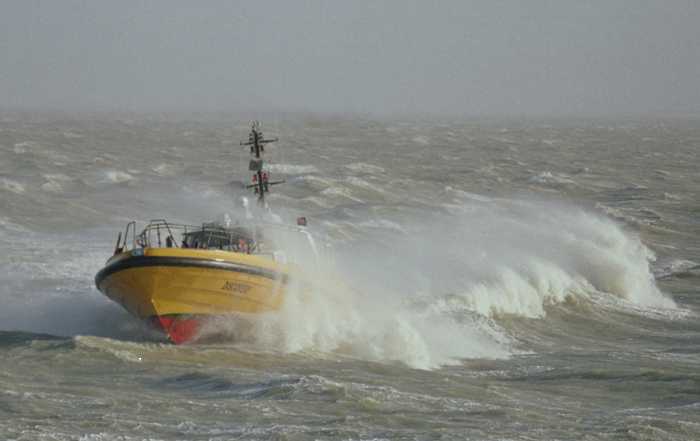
[149,315,202,344]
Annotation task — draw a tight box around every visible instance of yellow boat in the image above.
[95,122,309,343]
[95,221,299,343]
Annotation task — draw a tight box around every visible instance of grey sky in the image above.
[1,1,699,116]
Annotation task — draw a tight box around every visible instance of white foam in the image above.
[482,202,674,311]
[300,175,335,188]
[320,186,364,203]
[152,163,175,176]
[198,221,514,369]
[0,216,29,233]
[0,178,25,194]
[73,335,145,363]
[229,200,678,368]
[654,259,700,280]
[40,174,73,193]
[595,203,660,227]
[460,261,590,318]
[444,186,494,203]
[528,171,575,186]
[102,170,134,184]
[40,181,62,193]
[345,162,386,174]
[412,135,430,145]
[240,271,512,370]
[345,176,385,194]
[356,218,407,233]
[12,141,37,154]
[301,196,333,208]
[267,163,319,174]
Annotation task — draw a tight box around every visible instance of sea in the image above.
[0,111,699,440]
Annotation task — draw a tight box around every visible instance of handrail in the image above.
[123,221,136,249]
[118,218,310,253]
[112,217,323,266]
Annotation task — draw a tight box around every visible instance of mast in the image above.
[240,121,284,204]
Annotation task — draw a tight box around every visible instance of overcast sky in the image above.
[1,1,699,116]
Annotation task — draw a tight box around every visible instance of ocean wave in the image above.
[595,203,663,226]
[528,171,576,186]
[12,141,38,154]
[300,196,334,208]
[0,177,25,194]
[102,170,135,184]
[654,259,700,280]
[355,218,407,233]
[152,162,177,176]
[191,199,678,369]
[444,186,494,203]
[345,176,385,194]
[320,186,364,203]
[72,335,149,363]
[267,163,319,174]
[412,135,430,145]
[344,162,386,174]
[40,173,75,193]
[442,201,677,313]
[297,174,335,188]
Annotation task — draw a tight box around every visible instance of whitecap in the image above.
[356,218,407,233]
[0,177,25,194]
[444,186,493,202]
[345,176,384,193]
[320,186,364,203]
[267,164,318,174]
[345,162,386,174]
[152,163,176,176]
[40,181,62,193]
[12,141,37,154]
[301,196,333,208]
[595,204,660,227]
[654,259,700,280]
[528,171,575,186]
[103,170,134,184]
[412,135,430,145]
[40,174,73,193]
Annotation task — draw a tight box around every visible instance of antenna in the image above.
[240,121,284,204]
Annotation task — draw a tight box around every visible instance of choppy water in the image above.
[1,112,699,440]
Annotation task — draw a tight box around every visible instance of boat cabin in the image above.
[181,223,259,253]
[115,219,264,255]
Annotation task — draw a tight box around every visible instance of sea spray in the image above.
[200,197,677,368]
[0,190,676,368]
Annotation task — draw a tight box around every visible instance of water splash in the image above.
[205,198,676,369]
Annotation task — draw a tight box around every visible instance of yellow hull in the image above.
[95,247,290,342]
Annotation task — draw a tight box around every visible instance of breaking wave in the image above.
[200,198,677,369]
[0,184,680,369]
[102,170,135,184]
[267,163,319,174]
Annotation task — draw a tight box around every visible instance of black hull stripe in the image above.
[95,255,287,288]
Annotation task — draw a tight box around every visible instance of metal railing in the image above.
[113,218,310,256]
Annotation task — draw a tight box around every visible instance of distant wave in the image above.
[0,177,25,194]
[267,164,319,174]
[344,162,386,174]
[102,170,135,184]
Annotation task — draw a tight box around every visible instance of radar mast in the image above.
[240,121,284,204]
